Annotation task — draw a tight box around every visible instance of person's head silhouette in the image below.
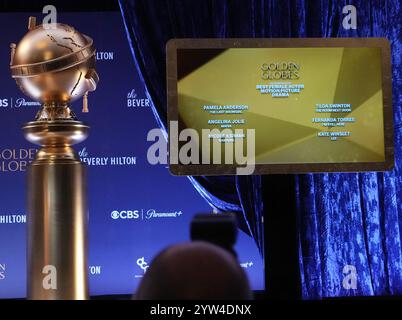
[135,241,252,300]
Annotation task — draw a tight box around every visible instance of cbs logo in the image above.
[0,99,9,107]
[111,210,140,220]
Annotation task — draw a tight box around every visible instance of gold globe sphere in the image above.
[10,20,99,106]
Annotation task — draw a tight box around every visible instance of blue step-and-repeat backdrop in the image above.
[0,11,264,298]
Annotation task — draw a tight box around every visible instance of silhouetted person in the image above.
[135,241,252,300]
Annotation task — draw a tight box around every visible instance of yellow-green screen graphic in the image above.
[178,47,384,164]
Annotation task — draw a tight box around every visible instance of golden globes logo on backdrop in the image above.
[0,148,37,172]
[261,62,300,80]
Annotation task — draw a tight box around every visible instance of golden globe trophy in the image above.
[9,17,99,300]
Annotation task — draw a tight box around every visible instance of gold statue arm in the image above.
[81,68,99,113]
[9,43,16,66]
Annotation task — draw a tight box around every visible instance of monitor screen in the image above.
[167,38,393,175]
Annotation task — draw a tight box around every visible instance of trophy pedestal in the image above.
[10,16,99,300]
[23,120,89,300]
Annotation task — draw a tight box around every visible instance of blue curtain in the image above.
[118,0,264,256]
[119,0,402,298]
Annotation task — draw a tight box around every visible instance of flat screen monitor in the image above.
[167,38,393,175]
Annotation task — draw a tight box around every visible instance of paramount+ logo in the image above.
[111,209,183,221]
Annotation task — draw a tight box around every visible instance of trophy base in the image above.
[23,120,89,300]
